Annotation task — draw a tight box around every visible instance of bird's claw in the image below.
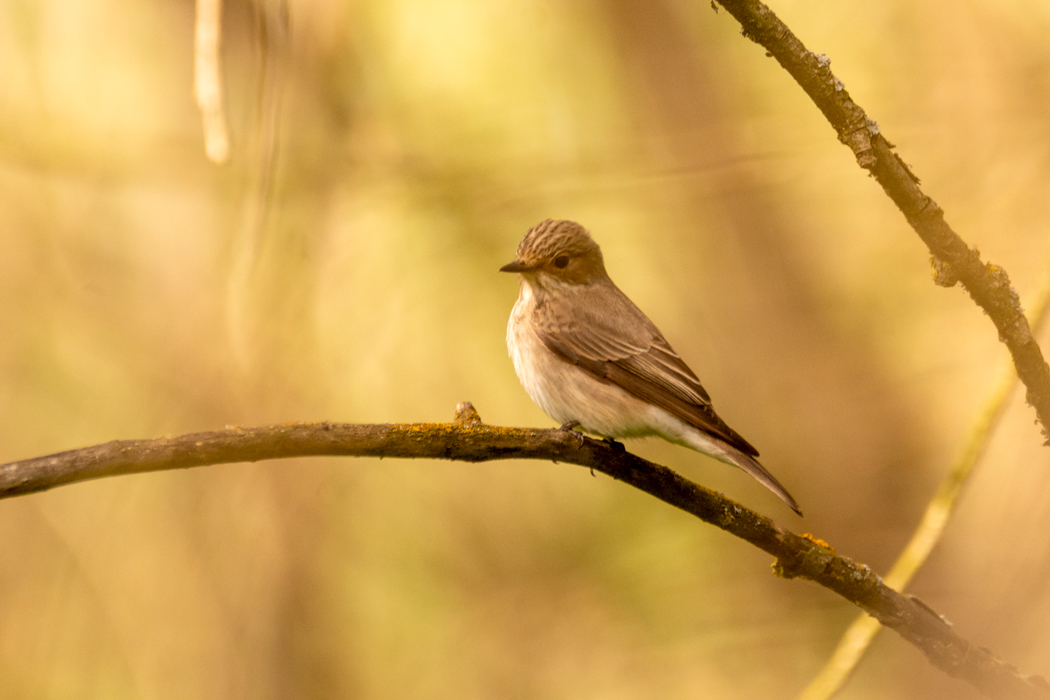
[558,420,585,448]
[603,437,626,453]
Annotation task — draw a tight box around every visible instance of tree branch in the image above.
[711,0,1050,440]
[801,260,1050,700]
[1,403,1046,698]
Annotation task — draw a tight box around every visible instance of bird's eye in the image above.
[553,255,569,269]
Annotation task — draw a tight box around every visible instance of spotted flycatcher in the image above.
[501,219,801,515]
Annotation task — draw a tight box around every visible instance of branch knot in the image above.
[454,402,483,427]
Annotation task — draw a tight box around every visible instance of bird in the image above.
[500,219,801,515]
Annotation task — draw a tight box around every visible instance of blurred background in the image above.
[2,0,1050,698]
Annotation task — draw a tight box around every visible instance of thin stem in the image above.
[194,0,229,163]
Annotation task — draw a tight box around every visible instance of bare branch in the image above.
[711,0,1050,440]
[801,260,1050,699]
[1,403,1046,698]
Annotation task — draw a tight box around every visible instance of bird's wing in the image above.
[534,285,759,456]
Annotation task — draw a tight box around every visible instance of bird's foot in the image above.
[602,437,626,453]
[558,420,585,448]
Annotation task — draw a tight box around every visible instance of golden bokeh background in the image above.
[2,0,1050,698]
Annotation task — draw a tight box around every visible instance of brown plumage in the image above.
[501,219,801,515]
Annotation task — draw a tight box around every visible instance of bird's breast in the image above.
[505,290,663,438]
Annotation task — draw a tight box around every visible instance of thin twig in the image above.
[194,0,229,163]
[0,403,1046,698]
[801,264,1050,699]
[711,0,1050,441]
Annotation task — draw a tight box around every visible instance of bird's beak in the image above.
[499,259,534,273]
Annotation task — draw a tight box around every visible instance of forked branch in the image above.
[0,403,1045,698]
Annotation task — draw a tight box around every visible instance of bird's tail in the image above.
[725,446,802,516]
[670,427,803,515]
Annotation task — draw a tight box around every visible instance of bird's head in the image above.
[499,219,608,287]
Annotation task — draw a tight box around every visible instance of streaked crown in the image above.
[515,219,603,267]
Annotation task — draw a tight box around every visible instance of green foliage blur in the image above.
[1,1,1049,698]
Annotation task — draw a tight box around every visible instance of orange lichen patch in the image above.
[399,423,438,432]
[801,532,833,550]
[477,425,531,436]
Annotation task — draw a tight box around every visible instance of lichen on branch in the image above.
[0,403,1045,698]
